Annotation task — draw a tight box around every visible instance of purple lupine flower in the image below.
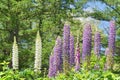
[75,43,80,71]
[63,24,70,73]
[48,54,56,78]
[82,23,92,63]
[108,20,116,54]
[94,31,101,58]
[70,34,75,66]
[54,36,62,73]
[94,32,101,70]
[104,48,113,70]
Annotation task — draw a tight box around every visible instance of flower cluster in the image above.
[108,20,116,54]
[70,35,75,66]
[12,36,19,70]
[48,20,116,78]
[54,36,63,72]
[34,31,42,72]
[75,41,80,71]
[48,54,56,78]
[82,23,92,64]
[105,48,113,70]
[94,31,101,58]
[63,24,70,73]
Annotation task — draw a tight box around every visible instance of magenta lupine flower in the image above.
[94,31,101,58]
[70,34,75,66]
[54,36,62,72]
[63,24,70,73]
[82,23,92,62]
[48,54,56,78]
[108,20,116,54]
[75,44,80,71]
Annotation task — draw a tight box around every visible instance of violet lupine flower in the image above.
[75,43,80,71]
[94,31,101,58]
[48,54,56,78]
[63,24,70,73]
[70,34,75,66]
[54,36,62,73]
[82,23,92,63]
[104,48,113,70]
[108,20,116,54]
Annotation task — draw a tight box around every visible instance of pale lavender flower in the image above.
[82,23,92,63]
[94,31,101,58]
[108,20,116,54]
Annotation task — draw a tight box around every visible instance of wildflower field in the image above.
[0,0,120,80]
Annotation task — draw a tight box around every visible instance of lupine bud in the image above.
[54,36,62,73]
[70,34,75,66]
[48,54,56,78]
[104,48,113,70]
[63,24,70,73]
[12,36,19,69]
[94,31,101,58]
[108,20,116,54]
[82,23,92,64]
[34,31,42,72]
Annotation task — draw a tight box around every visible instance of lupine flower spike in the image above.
[12,36,19,70]
[104,48,113,70]
[48,53,55,78]
[108,20,116,54]
[75,30,80,71]
[82,23,92,66]
[94,30,101,70]
[70,34,75,67]
[34,31,42,72]
[54,36,62,73]
[94,31,101,58]
[63,23,70,74]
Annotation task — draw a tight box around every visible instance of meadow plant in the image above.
[54,36,63,72]
[105,48,114,70]
[82,23,92,67]
[70,34,75,66]
[48,54,56,78]
[63,24,70,73]
[94,31,101,58]
[34,31,42,72]
[12,36,19,70]
[108,20,116,54]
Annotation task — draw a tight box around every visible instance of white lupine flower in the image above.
[34,31,42,72]
[12,36,19,69]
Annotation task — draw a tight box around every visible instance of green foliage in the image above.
[0,52,120,80]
